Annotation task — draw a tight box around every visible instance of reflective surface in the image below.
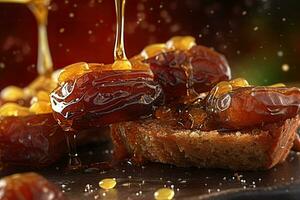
[0,142,299,199]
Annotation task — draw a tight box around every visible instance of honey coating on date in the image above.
[166,36,196,51]
[57,61,149,85]
[146,44,231,103]
[29,101,52,114]
[269,83,286,87]
[140,36,195,59]
[31,90,51,104]
[206,83,300,130]
[58,62,92,84]
[112,59,132,70]
[156,78,300,132]
[155,82,300,132]
[51,68,163,130]
[0,86,24,102]
[141,43,167,59]
[0,103,31,117]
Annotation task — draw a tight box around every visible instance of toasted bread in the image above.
[111,116,299,170]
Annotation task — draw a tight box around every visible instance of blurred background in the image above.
[0,0,299,89]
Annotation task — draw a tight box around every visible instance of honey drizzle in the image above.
[58,117,82,171]
[0,0,30,4]
[66,131,82,170]
[0,0,53,75]
[29,0,53,75]
[61,0,131,170]
[112,0,132,70]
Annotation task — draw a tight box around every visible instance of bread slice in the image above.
[111,116,300,170]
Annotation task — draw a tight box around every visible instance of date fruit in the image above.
[51,69,163,130]
[206,86,300,130]
[0,114,66,167]
[0,172,67,200]
[146,45,231,103]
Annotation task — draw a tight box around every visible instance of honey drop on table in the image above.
[154,188,175,200]
[99,178,117,190]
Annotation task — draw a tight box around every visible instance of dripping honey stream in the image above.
[63,0,132,170]
[0,0,53,76]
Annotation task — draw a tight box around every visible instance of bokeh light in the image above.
[0,0,299,89]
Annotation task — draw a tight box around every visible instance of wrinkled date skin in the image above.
[0,113,109,167]
[146,45,231,103]
[0,114,66,167]
[206,86,300,130]
[51,70,163,130]
[0,173,67,200]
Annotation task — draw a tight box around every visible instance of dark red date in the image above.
[0,114,66,167]
[0,173,67,200]
[50,70,163,130]
[0,113,109,167]
[146,45,231,103]
[206,86,300,130]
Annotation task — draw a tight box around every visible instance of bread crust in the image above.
[111,116,300,170]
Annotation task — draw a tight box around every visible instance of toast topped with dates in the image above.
[1,36,299,170]
[48,36,300,170]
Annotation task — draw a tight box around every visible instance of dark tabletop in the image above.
[1,141,299,200]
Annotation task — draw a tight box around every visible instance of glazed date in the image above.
[145,45,231,103]
[206,86,300,130]
[0,173,67,200]
[50,70,163,130]
[0,114,66,167]
[0,113,109,167]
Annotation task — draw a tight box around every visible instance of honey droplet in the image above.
[166,36,196,51]
[112,60,132,70]
[154,188,175,200]
[214,81,232,97]
[229,78,249,88]
[29,101,52,114]
[141,43,167,59]
[0,86,24,101]
[58,62,91,84]
[36,91,50,102]
[99,178,117,190]
[270,83,286,87]
[0,103,31,117]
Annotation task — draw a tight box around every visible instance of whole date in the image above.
[51,70,163,130]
